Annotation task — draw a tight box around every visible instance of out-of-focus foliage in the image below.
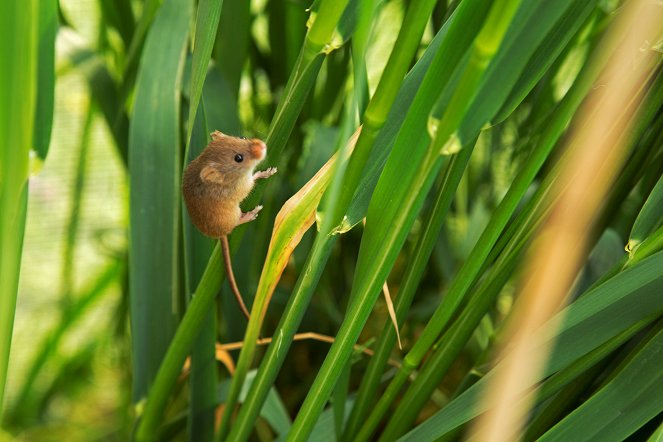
[2,0,663,441]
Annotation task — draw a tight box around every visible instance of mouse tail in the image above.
[220,235,251,321]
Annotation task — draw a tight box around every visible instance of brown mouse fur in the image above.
[182,130,277,320]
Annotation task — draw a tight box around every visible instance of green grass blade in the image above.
[346,142,475,440]
[229,1,466,439]
[492,0,597,123]
[215,370,292,436]
[136,2,345,437]
[628,174,663,255]
[99,0,135,47]
[60,103,93,300]
[220,132,346,442]
[365,18,614,434]
[344,1,494,434]
[0,0,37,417]
[128,0,191,403]
[399,250,663,441]
[184,99,216,442]
[185,0,223,144]
[216,2,352,438]
[135,246,223,442]
[33,0,57,160]
[291,0,521,437]
[213,0,250,96]
[539,321,663,442]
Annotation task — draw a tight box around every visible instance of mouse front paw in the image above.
[254,167,278,180]
[239,205,263,224]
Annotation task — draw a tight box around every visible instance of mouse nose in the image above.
[251,140,267,160]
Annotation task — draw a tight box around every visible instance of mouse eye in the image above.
[234,154,244,163]
[239,136,247,140]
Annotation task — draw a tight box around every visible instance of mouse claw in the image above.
[254,167,278,180]
[239,205,263,224]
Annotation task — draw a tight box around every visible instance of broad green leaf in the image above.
[0,0,37,416]
[128,0,191,402]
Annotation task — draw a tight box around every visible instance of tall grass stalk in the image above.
[0,0,37,416]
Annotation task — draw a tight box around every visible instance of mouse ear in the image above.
[210,130,226,141]
[200,163,224,184]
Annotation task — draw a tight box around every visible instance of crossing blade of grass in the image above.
[350,0,378,116]
[128,0,191,404]
[539,321,663,442]
[366,22,615,437]
[492,0,597,124]
[345,141,476,440]
[0,0,37,416]
[288,0,526,437]
[218,131,358,442]
[229,12,459,439]
[400,250,663,441]
[356,2,603,436]
[33,0,57,160]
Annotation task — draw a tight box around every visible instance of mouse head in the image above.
[204,130,267,176]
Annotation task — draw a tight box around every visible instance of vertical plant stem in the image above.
[0,0,37,416]
[135,247,222,442]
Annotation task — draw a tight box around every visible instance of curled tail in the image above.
[220,235,251,321]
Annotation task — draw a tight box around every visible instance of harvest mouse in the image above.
[182,130,277,320]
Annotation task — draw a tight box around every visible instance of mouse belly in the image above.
[184,195,240,238]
